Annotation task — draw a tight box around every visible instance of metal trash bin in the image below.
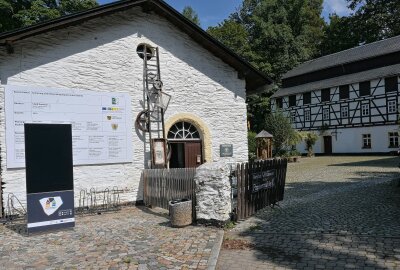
[169,199,192,227]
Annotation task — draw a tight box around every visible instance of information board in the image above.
[25,124,74,233]
[5,85,133,168]
[252,169,276,193]
[220,144,233,157]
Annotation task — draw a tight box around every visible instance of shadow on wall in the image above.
[229,174,400,269]
[1,8,245,99]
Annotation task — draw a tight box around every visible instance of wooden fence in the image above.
[143,168,197,211]
[234,158,287,221]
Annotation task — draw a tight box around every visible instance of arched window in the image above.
[167,121,200,140]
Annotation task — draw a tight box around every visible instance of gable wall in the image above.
[0,7,248,208]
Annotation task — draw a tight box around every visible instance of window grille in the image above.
[362,134,371,149]
[341,106,349,118]
[323,108,330,120]
[361,104,370,116]
[304,110,311,121]
[168,122,200,140]
[388,132,399,148]
[291,111,296,123]
[388,100,397,113]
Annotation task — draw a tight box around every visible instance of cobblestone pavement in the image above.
[0,206,221,269]
[217,156,400,270]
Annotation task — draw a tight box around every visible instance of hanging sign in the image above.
[252,169,276,193]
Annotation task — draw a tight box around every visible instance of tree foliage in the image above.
[321,0,400,55]
[248,131,257,161]
[182,6,200,26]
[0,0,98,33]
[264,110,298,155]
[209,0,325,82]
[300,131,319,157]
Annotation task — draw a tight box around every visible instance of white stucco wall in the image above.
[0,8,248,207]
[296,125,399,154]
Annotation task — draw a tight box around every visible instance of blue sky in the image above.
[98,0,352,29]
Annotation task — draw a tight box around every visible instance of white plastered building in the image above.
[0,0,273,215]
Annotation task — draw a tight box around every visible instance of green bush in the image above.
[248,131,257,161]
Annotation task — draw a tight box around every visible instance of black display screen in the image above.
[25,124,73,194]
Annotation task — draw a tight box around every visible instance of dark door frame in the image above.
[169,140,203,168]
[323,136,333,154]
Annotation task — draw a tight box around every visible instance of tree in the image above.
[264,110,297,155]
[301,131,319,157]
[248,131,257,161]
[319,14,360,56]
[207,0,325,82]
[347,0,400,44]
[0,0,98,33]
[207,19,253,61]
[246,93,273,132]
[182,6,200,26]
[320,0,400,55]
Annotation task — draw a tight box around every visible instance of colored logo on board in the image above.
[39,197,63,216]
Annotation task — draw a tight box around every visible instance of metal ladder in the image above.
[142,45,166,168]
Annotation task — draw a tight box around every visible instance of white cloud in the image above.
[323,0,351,16]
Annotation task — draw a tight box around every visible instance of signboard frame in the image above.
[251,169,276,193]
[220,144,233,157]
[5,85,133,169]
[25,123,75,233]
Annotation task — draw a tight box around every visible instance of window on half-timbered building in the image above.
[321,88,330,102]
[341,106,348,118]
[276,98,283,109]
[362,134,371,149]
[385,76,398,93]
[303,92,311,105]
[388,100,397,113]
[291,111,296,123]
[304,109,311,121]
[388,132,399,148]
[323,108,329,120]
[289,95,296,107]
[339,85,349,99]
[359,81,371,96]
[361,104,370,116]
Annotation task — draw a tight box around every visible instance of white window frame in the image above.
[388,132,399,148]
[361,103,370,116]
[388,100,397,113]
[362,134,371,149]
[341,106,349,118]
[323,108,330,120]
[304,109,311,121]
[291,111,296,123]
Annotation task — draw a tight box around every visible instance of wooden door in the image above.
[185,142,202,168]
[324,136,332,154]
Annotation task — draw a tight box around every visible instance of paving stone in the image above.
[0,206,220,269]
[217,156,400,270]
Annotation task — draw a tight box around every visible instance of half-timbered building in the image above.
[271,36,400,154]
